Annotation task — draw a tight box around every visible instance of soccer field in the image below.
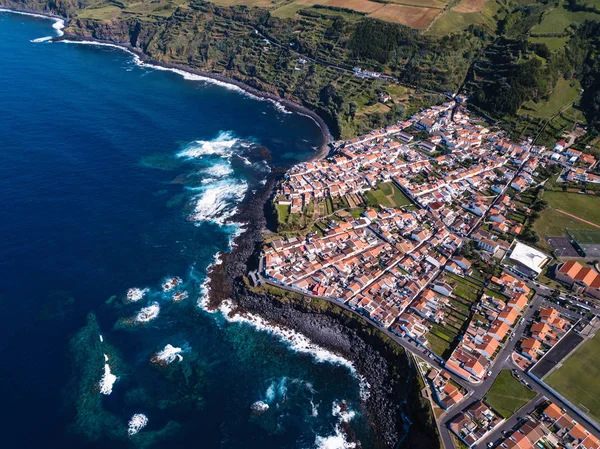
[545,332,600,424]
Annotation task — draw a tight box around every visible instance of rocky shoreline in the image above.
[5,6,439,447]
[206,169,439,449]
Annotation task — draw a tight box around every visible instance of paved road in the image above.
[435,292,544,448]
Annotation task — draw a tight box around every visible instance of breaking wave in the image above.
[217,300,356,373]
[314,428,357,449]
[134,302,160,323]
[177,131,243,159]
[188,178,247,225]
[152,344,183,365]
[314,401,358,449]
[99,358,117,395]
[127,414,148,436]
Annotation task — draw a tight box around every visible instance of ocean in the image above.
[0,11,377,449]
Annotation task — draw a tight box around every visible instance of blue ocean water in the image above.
[0,12,376,449]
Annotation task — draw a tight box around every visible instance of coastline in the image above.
[205,171,439,449]
[4,7,437,448]
[0,5,333,158]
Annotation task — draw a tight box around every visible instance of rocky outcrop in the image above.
[207,171,439,449]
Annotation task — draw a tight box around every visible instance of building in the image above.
[506,242,550,279]
[555,261,600,299]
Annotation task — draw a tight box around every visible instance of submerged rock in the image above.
[127,414,148,436]
[151,344,183,366]
[251,400,269,414]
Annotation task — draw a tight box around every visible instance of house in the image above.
[554,140,567,152]
[488,320,510,341]
[555,261,600,299]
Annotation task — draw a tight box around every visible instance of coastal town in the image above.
[257,97,600,449]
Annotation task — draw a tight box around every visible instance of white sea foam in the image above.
[177,131,241,159]
[172,290,188,302]
[1,8,64,37]
[251,400,269,413]
[332,400,356,423]
[161,276,182,292]
[126,287,148,302]
[153,344,183,364]
[189,178,247,225]
[134,302,160,323]
[30,35,52,42]
[127,414,148,436]
[99,359,117,395]
[217,300,355,372]
[52,18,64,36]
[314,428,357,449]
[204,162,234,177]
[310,399,319,417]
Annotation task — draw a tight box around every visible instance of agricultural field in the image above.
[427,0,500,35]
[532,5,600,35]
[269,0,444,26]
[485,370,537,418]
[369,4,441,28]
[545,331,600,424]
[520,78,582,121]
[446,273,483,303]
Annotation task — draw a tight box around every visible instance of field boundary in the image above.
[557,209,600,230]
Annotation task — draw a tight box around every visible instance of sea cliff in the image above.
[207,172,440,449]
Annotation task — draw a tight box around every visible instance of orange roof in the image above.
[489,320,510,339]
[543,402,563,420]
[499,307,519,325]
[569,423,589,441]
[575,267,600,287]
[509,293,529,310]
[522,337,541,350]
[558,260,584,278]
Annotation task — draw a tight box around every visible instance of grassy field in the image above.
[533,192,600,247]
[446,273,482,302]
[366,182,414,208]
[545,332,600,424]
[486,370,537,418]
[277,204,290,223]
[545,192,600,226]
[528,36,569,52]
[532,5,600,35]
[520,78,581,120]
[426,331,452,358]
[369,4,440,27]
[427,0,500,35]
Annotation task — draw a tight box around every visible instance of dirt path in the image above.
[556,209,600,230]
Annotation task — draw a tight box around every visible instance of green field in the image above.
[427,0,501,35]
[569,230,600,245]
[532,5,600,35]
[533,192,600,246]
[486,370,537,418]
[426,331,452,358]
[366,182,414,208]
[545,332,600,423]
[446,273,482,302]
[277,204,290,223]
[544,192,600,226]
[528,36,569,52]
[520,78,581,120]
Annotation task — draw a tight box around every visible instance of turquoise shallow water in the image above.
[0,12,376,449]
